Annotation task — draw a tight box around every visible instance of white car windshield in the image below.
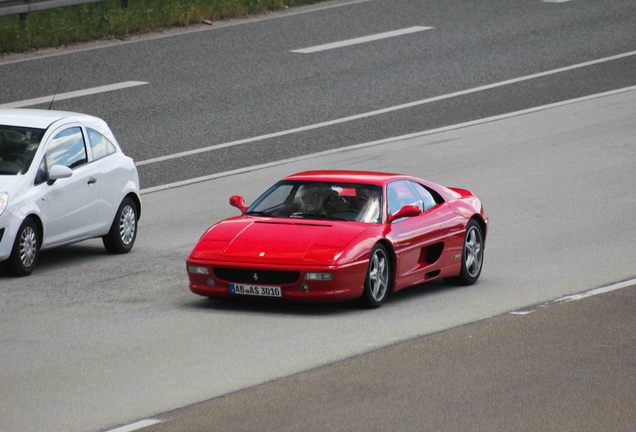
[0,125,45,175]
[246,181,383,223]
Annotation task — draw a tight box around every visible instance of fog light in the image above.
[187,265,209,275]
[207,278,215,287]
[300,283,309,293]
[305,272,333,281]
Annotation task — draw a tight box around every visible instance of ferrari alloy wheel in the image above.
[464,224,483,278]
[447,219,484,285]
[7,218,40,276]
[361,244,391,308]
[103,197,138,254]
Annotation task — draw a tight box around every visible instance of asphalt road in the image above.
[1,0,635,189]
[143,285,636,432]
[1,1,635,431]
[1,85,635,432]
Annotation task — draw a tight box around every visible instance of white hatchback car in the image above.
[0,109,141,276]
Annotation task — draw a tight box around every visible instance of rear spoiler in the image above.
[447,187,474,199]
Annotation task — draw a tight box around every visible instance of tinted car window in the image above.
[87,128,116,161]
[0,125,44,175]
[254,184,295,210]
[46,127,87,169]
[247,181,382,223]
[34,158,48,185]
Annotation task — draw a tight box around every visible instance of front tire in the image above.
[447,219,484,285]
[360,244,391,308]
[7,218,40,276]
[103,197,138,254]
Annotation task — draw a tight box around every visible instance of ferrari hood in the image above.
[190,217,370,265]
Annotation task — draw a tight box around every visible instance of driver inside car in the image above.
[297,183,348,216]
[297,183,326,215]
[356,186,381,223]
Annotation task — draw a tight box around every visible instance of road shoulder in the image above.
[147,285,636,432]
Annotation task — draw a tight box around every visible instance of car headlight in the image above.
[305,272,334,281]
[0,192,8,217]
[187,265,209,275]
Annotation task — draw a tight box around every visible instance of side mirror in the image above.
[388,204,421,223]
[47,165,73,185]
[229,195,248,213]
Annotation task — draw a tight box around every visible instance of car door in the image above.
[41,126,101,246]
[386,180,455,286]
[84,127,121,231]
[411,181,465,268]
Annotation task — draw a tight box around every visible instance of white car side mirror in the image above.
[47,165,73,185]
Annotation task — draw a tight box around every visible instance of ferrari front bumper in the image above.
[186,258,368,302]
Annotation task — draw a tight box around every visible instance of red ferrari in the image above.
[186,171,487,308]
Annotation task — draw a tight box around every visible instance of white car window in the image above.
[87,128,116,161]
[46,127,87,169]
[34,158,47,185]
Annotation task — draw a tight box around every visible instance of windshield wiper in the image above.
[245,211,272,217]
[325,216,350,221]
[289,213,349,221]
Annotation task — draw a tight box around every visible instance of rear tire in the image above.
[360,244,391,308]
[7,218,39,276]
[103,197,138,254]
[445,219,484,285]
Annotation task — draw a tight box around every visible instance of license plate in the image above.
[229,283,282,297]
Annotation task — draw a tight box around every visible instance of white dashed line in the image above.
[139,84,636,194]
[135,49,636,168]
[509,277,636,316]
[104,418,162,432]
[0,81,149,108]
[542,0,574,3]
[0,0,375,66]
[291,26,433,53]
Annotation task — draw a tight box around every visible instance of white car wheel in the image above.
[7,219,40,276]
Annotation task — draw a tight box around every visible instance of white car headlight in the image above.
[187,265,209,275]
[0,192,8,217]
[305,272,334,281]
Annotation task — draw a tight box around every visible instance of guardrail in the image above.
[0,0,126,19]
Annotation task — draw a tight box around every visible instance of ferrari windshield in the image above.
[0,125,45,175]
[246,181,383,223]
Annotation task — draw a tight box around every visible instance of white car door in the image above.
[41,126,101,246]
[84,127,123,232]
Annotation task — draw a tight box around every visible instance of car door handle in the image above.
[87,177,97,185]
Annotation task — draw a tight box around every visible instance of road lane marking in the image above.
[104,418,162,432]
[0,81,149,108]
[0,0,375,66]
[542,0,573,3]
[139,84,636,194]
[135,49,636,167]
[556,278,636,302]
[291,26,433,53]
[509,277,636,316]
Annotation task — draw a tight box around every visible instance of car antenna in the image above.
[48,79,62,110]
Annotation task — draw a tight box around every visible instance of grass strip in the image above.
[0,0,325,54]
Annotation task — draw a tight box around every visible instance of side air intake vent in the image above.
[423,243,444,264]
